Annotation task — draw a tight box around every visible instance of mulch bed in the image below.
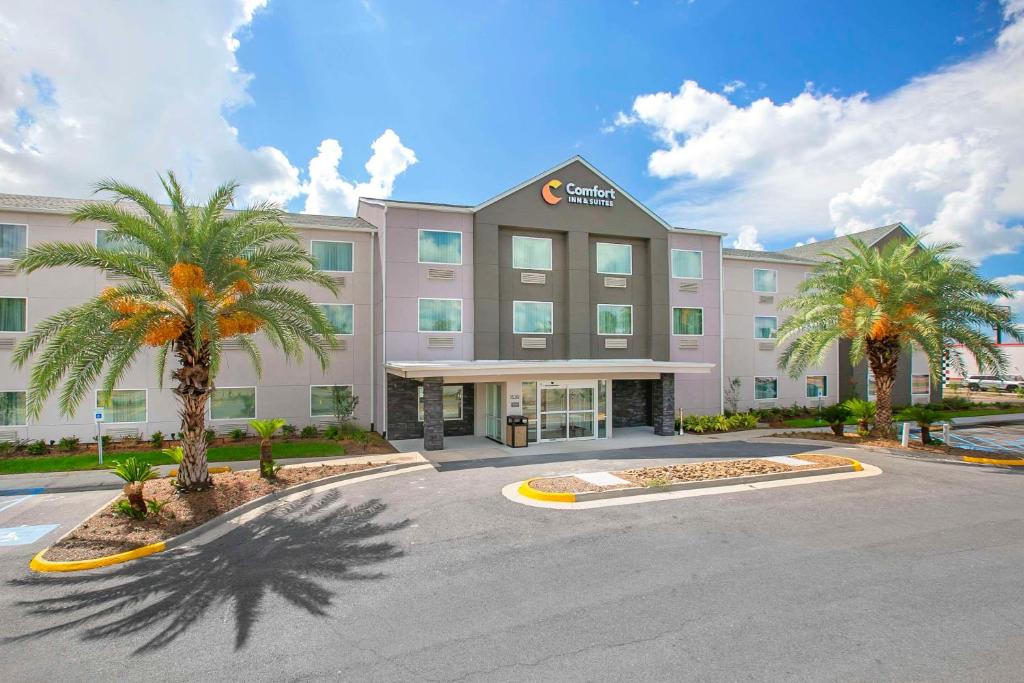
[767,431,1021,461]
[529,455,853,494]
[43,462,386,562]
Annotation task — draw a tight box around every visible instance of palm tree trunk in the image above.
[172,338,212,491]
[920,424,931,445]
[259,438,273,479]
[124,482,145,514]
[867,337,901,439]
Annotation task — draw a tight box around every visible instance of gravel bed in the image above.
[43,462,386,562]
[528,476,601,493]
[614,455,850,487]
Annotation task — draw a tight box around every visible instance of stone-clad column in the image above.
[422,377,444,451]
[652,373,676,436]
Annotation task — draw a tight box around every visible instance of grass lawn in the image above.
[0,440,346,475]
[780,406,1024,429]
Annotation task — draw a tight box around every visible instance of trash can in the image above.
[506,415,528,448]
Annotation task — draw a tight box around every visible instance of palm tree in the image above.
[12,173,338,490]
[778,235,1020,438]
[250,418,286,479]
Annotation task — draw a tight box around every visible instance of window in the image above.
[806,376,828,398]
[512,236,552,270]
[0,391,26,426]
[0,224,27,259]
[867,372,877,398]
[310,385,353,417]
[912,374,930,395]
[753,268,777,293]
[311,240,353,272]
[418,298,462,332]
[210,387,256,420]
[754,316,778,339]
[596,242,632,275]
[0,297,26,332]
[96,229,141,252]
[671,249,702,279]
[597,304,632,335]
[96,389,147,423]
[418,230,462,265]
[673,307,703,336]
[417,385,464,421]
[755,377,778,400]
[319,303,354,334]
[513,301,553,334]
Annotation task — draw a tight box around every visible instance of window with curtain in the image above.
[97,389,147,423]
[596,242,632,275]
[0,391,26,426]
[806,376,828,398]
[754,316,778,339]
[418,230,462,265]
[673,307,703,335]
[417,385,464,421]
[310,385,353,417]
[319,303,354,334]
[513,301,553,334]
[0,298,26,332]
[754,377,778,400]
[0,224,27,259]
[512,236,552,270]
[597,304,632,335]
[671,249,702,278]
[96,229,142,252]
[311,241,354,272]
[753,268,777,292]
[210,387,256,420]
[912,374,930,395]
[418,299,462,332]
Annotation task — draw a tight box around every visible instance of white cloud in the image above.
[994,274,1024,287]
[0,0,414,213]
[616,0,1024,261]
[722,80,746,94]
[794,236,817,247]
[303,130,417,215]
[996,290,1024,320]
[732,225,764,251]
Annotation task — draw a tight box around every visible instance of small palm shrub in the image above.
[249,418,285,479]
[819,404,852,436]
[112,457,159,515]
[843,399,876,436]
[903,405,942,444]
[112,499,147,520]
[162,445,184,464]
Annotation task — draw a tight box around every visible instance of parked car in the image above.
[965,374,1024,392]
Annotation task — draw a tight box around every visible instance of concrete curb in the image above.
[756,434,1023,468]
[961,455,1024,467]
[516,456,863,505]
[28,461,425,573]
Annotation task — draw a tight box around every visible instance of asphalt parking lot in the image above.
[1,439,1023,681]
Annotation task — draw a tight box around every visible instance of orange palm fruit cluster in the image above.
[143,316,187,346]
[218,311,263,337]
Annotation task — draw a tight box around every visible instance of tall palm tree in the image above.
[12,173,338,490]
[777,235,1020,438]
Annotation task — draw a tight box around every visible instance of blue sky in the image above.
[2,0,1023,310]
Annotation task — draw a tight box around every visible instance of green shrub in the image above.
[903,405,942,444]
[725,413,758,430]
[0,439,29,456]
[112,499,147,520]
[228,428,246,442]
[682,413,757,433]
[150,431,164,448]
[281,424,297,437]
[146,499,168,515]
[339,424,370,443]
[57,436,80,453]
[819,404,852,436]
[1017,386,1024,398]
[322,424,340,440]
[27,440,47,455]
[300,425,319,439]
[101,434,112,449]
[204,429,216,444]
[939,396,972,411]
[843,398,876,436]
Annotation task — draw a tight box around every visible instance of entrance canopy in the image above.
[384,358,714,383]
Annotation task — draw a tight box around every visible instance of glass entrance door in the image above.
[539,382,596,442]
[484,383,502,441]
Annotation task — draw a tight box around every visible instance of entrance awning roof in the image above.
[384,358,715,381]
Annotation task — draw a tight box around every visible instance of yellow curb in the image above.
[518,479,576,503]
[29,541,166,573]
[167,465,232,477]
[961,455,1024,467]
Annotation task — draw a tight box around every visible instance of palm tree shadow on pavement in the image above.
[4,489,409,654]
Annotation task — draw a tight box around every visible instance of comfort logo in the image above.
[541,179,563,205]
